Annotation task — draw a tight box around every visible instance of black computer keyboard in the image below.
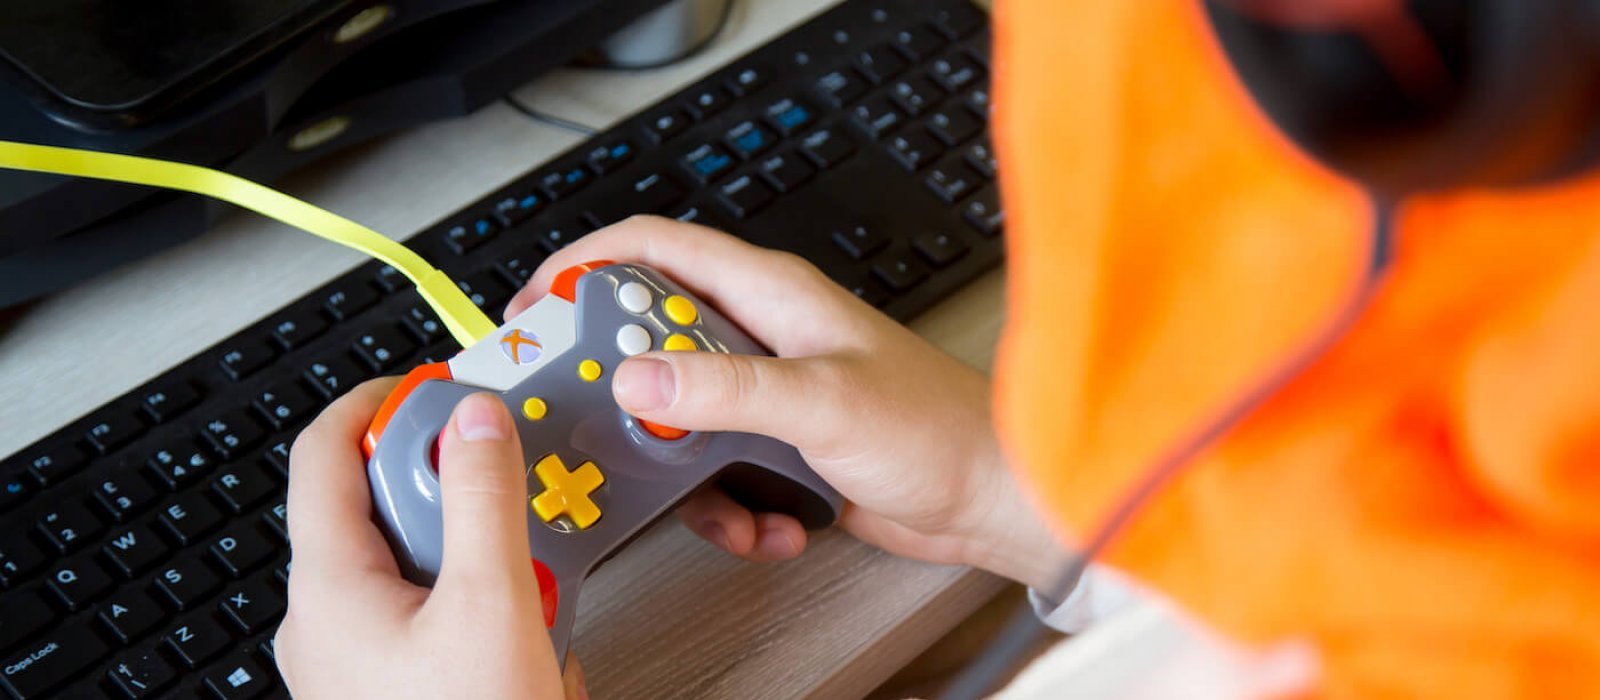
[0,0,999,696]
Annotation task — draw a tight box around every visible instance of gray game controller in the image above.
[363,260,844,661]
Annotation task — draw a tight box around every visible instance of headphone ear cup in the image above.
[1206,0,1600,194]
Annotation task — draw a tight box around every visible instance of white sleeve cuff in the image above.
[1027,564,1140,634]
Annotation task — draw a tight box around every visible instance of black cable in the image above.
[500,96,600,136]
[940,197,1398,699]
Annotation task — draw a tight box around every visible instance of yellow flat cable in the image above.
[0,140,496,347]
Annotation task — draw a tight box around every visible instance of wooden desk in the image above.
[0,1,1008,697]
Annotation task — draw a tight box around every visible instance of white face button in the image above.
[616,324,652,356]
[617,282,653,315]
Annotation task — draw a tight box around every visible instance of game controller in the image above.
[362,260,844,660]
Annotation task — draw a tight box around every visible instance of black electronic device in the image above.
[0,0,674,307]
[0,0,995,696]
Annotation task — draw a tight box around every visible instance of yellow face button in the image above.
[663,295,698,326]
[577,359,602,382]
[529,454,605,530]
[662,333,697,352]
[521,397,548,421]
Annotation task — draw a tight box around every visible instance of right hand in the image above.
[504,216,1070,590]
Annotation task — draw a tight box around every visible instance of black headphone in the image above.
[943,5,1600,697]
[1206,0,1600,196]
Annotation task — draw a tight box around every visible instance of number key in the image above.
[200,411,265,460]
[37,502,103,554]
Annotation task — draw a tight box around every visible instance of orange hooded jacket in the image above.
[992,1,1600,697]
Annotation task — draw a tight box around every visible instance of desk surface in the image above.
[0,1,1010,697]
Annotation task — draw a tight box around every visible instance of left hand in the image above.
[274,380,587,699]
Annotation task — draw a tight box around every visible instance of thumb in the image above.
[434,392,535,592]
[611,351,847,449]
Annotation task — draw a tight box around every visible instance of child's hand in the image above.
[275,382,586,699]
[508,217,1070,590]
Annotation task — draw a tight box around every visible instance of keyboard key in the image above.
[147,442,213,491]
[0,469,26,510]
[681,143,735,184]
[93,471,157,522]
[800,128,857,168]
[930,53,985,92]
[914,231,971,267]
[401,305,446,344]
[210,530,274,578]
[269,312,327,350]
[963,139,998,178]
[251,383,316,430]
[321,284,378,322]
[716,175,775,219]
[219,579,285,634]
[933,4,986,39]
[99,590,166,644]
[668,202,729,231]
[107,646,177,698]
[139,382,201,424]
[263,501,289,542]
[855,45,906,84]
[155,559,221,612]
[965,85,991,117]
[492,193,544,227]
[536,219,588,255]
[203,652,271,699]
[103,525,168,577]
[37,502,102,554]
[584,172,688,228]
[200,411,265,461]
[26,444,87,486]
[764,97,815,136]
[304,356,366,399]
[214,463,277,514]
[86,413,145,455]
[889,77,945,116]
[262,440,292,478]
[925,159,980,202]
[539,166,591,200]
[758,151,816,193]
[159,496,225,546]
[727,65,769,96]
[724,120,776,160]
[685,86,731,119]
[0,533,45,587]
[0,621,109,699]
[48,557,113,610]
[443,217,498,255]
[352,326,418,373]
[886,130,945,171]
[963,186,1005,237]
[217,341,274,382]
[851,96,904,139]
[584,140,635,174]
[644,108,690,143]
[496,255,539,288]
[163,614,230,668]
[457,271,511,312]
[891,24,947,60]
[846,278,891,309]
[0,591,51,650]
[372,265,406,294]
[815,68,867,107]
[873,254,931,292]
[833,226,889,260]
[927,107,981,146]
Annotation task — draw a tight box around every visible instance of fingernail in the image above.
[760,529,800,558]
[614,357,675,412]
[703,522,730,551]
[454,394,511,442]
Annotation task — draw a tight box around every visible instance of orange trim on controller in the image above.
[548,260,616,302]
[363,362,455,458]
[639,420,690,441]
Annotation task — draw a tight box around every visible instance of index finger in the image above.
[286,378,403,579]
[506,216,857,353]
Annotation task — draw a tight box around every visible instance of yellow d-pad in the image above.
[530,454,605,530]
